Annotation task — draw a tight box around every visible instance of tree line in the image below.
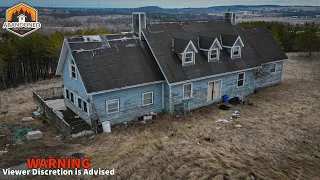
[237,21,320,55]
[0,28,110,90]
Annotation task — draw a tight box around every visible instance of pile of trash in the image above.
[215,111,243,128]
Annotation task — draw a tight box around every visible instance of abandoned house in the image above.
[55,12,288,126]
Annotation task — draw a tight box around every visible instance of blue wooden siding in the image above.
[255,62,283,88]
[169,70,256,113]
[62,50,91,124]
[92,83,164,125]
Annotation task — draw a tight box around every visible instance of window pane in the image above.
[72,72,76,78]
[66,89,69,99]
[108,102,118,110]
[70,93,74,103]
[71,66,76,71]
[83,101,88,113]
[184,84,191,91]
[238,73,244,80]
[238,80,244,87]
[143,99,152,105]
[143,93,152,99]
[78,98,82,109]
[184,91,191,99]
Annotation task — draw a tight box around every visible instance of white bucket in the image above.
[102,121,111,133]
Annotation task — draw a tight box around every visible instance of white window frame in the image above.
[237,72,245,87]
[142,91,154,106]
[270,63,277,73]
[77,96,83,109]
[183,51,195,65]
[232,46,241,58]
[76,95,90,116]
[183,83,193,100]
[106,99,120,115]
[209,48,219,61]
[69,58,77,80]
[83,101,89,115]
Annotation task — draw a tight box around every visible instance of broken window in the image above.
[183,83,192,99]
[106,99,119,114]
[237,73,245,87]
[142,92,153,106]
[233,46,241,57]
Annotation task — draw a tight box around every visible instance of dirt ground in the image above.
[1,53,320,179]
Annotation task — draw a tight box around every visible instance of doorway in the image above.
[208,80,221,101]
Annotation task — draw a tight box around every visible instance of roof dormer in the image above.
[220,34,244,59]
[198,36,223,62]
[172,38,198,66]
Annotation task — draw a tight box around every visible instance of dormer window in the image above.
[209,48,219,61]
[232,46,241,58]
[221,34,244,59]
[183,52,195,64]
[172,38,198,66]
[198,36,222,62]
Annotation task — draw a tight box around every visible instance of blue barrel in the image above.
[223,95,230,103]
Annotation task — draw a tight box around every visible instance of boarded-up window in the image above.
[237,73,245,87]
[142,92,153,106]
[183,83,192,99]
[106,99,119,114]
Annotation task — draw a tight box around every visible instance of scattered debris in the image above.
[0,150,8,156]
[203,135,211,141]
[26,130,43,140]
[216,127,222,130]
[143,115,153,121]
[231,111,240,119]
[229,97,241,105]
[0,109,8,115]
[54,134,63,141]
[235,124,242,128]
[13,126,32,144]
[175,115,181,119]
[219,105,230,110]
[216,119,232,123]
[88,135,96,140]
[21,116,34,122]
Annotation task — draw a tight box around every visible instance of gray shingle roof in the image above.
[221,34,239,47]
[173,37,190,53]
[198,36,218,49]
[143,20,287,84]
[68,36,164,93]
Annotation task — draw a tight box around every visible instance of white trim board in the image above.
[170,67,259,86]
[88,80,165,96]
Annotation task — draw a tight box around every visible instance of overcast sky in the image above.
[1,0,319,8]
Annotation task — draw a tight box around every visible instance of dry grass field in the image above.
[0,53,320,180]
